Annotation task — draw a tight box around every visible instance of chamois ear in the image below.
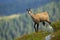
[26,9,28,11]
[26,8,31,11]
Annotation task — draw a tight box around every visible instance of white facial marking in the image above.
[29,11,31,13]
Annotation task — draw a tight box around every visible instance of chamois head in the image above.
[26,8,32,14]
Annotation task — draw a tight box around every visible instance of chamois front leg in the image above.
[34,23,37,32]
[36,23,39,32]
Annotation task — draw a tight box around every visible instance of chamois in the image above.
[26,8,51,32]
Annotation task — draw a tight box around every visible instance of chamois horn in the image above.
[26,8,31,11]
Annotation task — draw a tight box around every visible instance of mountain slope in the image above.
[0,14,34,40]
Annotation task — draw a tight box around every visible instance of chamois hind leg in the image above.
[36,23,39,32]
[34,23,37,32]
[42,21,45,26]
[46,19,51,25]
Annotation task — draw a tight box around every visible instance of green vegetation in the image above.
[16,31,49,40]
[51,30,60,40]
[51,20,60,31]
[51,20,60,40]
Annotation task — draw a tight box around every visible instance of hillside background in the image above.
[0,0,60,40]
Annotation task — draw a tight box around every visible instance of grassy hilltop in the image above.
[16,31,49,40]
[16,20,60,40]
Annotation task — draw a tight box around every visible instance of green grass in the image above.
[51,30,60,40]
[51,20,60,31]
[15,31,49,40]
[51,20,60,40]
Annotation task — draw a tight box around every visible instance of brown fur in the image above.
[27,9,51,32]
